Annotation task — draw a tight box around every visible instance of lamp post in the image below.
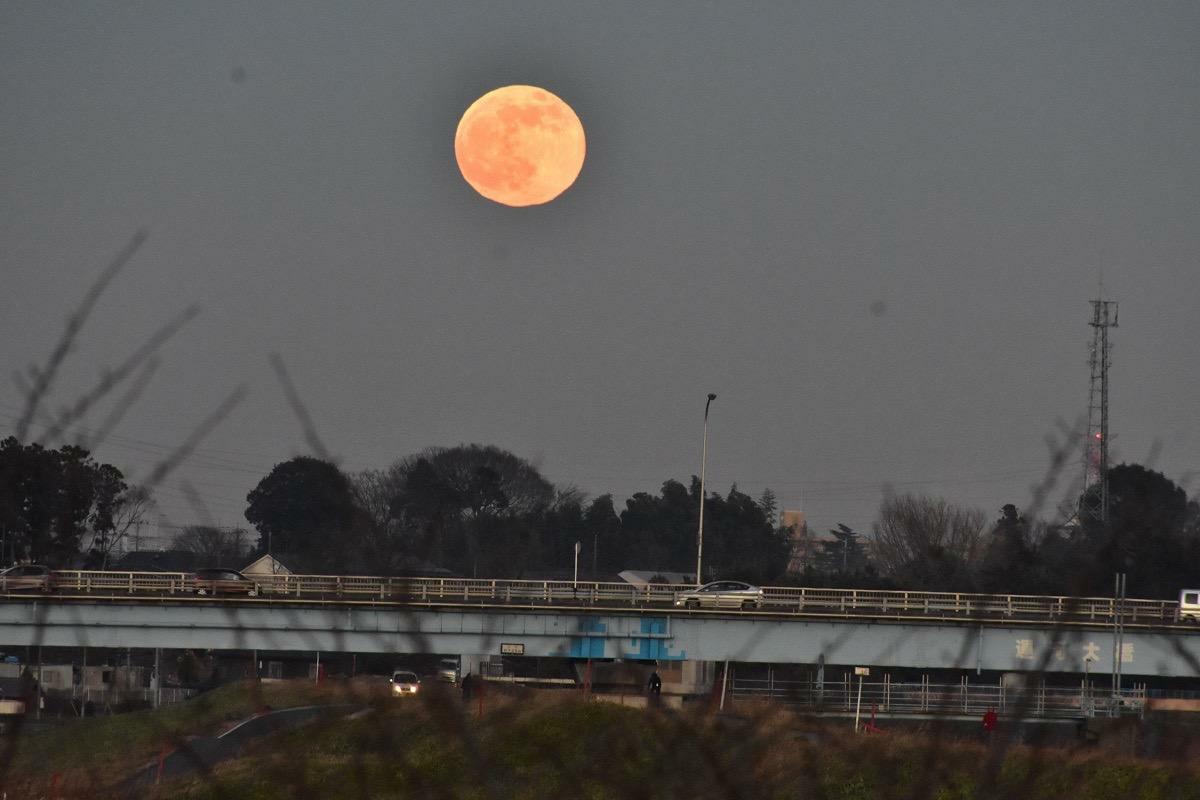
[573,541,581,588]
[695,393,717,585]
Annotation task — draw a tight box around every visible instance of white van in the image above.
[437,658,459,683]
[1179,589,1200,621]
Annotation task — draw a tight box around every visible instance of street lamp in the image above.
[695,393,717,585]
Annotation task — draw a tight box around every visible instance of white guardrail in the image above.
[0,571,1185,627]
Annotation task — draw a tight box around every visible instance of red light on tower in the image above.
[1094,432,1103,440]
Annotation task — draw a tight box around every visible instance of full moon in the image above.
[455,85,586,207]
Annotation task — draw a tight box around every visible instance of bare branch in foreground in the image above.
[269,352,333,462]
[141,385,248,489]
[39,304,199,447]
[15,229,149,442]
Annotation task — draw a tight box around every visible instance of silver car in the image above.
[390,670,421,697]
[674,580,764,610]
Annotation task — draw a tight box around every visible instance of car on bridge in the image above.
[191,568,260,597]
[0,564,52,593]
[674,580,764,610]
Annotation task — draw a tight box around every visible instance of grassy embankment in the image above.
[5,681,1200,799]
[0,678,378,796]
[165,699,1200,800]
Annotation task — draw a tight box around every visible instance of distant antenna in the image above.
[1080,297,1118,524]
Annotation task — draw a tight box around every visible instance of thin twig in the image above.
[269,352,333,462]
[39,304,199,447]
[15,229,148,442]
[141,386,249,489]
[85,357,161,452]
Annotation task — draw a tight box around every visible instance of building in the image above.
[617,570,695,588]
[242,553,293,577]
[782,510,814,575]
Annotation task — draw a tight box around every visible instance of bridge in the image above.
[1,572,1198,679]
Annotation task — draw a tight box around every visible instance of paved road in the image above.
[119,704,362,794]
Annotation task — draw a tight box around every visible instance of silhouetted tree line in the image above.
[0,436,147,567]
[780,464,1200,600]
[5,433,1195,600]
[238,447,1197,598]
[242,444,791,584]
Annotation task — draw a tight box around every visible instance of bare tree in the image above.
[172,525,251,567]
[94,484,152,567]
[870,493,987,590]
[349,467,410,574]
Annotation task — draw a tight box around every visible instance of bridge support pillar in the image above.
[670,660,717,696]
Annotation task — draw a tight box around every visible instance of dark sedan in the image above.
[192,568,260,597]
[0,564,52,593]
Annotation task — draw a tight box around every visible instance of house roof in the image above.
[242,553,294,575]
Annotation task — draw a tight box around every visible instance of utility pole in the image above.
[573,541,581,588]
[695,393,717,585]
[1111,572,1126,715]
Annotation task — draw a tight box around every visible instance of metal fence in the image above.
[2,570,1186,629]
[36,686,197,715]
[731,674,1147,719]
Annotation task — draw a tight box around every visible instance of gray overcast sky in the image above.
[2,2,1197,545]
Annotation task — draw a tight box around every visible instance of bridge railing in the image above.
[761,586,1178,624]
[249,574,692,606]
[731,675,1147,719]
[50,570,194,595]
[10,569,1183,626]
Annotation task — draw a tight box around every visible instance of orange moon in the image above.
[455,85,586,207]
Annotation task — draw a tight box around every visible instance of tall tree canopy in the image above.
[613,478,790,583]
[1073,464,1200,598]
[818,524,870,576]
[977,503,1037,592]
[384,445,556,576]
[0,436,134,566]
[244,456,358,571]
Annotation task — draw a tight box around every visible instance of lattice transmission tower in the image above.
[1080,298,1118,524]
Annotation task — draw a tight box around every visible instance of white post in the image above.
[314,651,320,683]
[854,677,863,732]
[720,660,730,711]
[573,541,581,588]
[695,393,716,585]
[853,667,869,732]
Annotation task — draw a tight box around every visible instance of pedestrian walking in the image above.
[982,707,997,738]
